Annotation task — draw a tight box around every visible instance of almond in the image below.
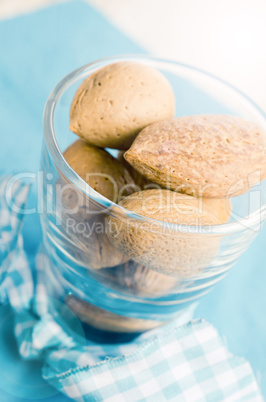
[70,62,175,149]
[125,115,266,198]
[107,189,224,277]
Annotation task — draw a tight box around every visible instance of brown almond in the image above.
[70,62,175,149]
[60,139,136,269]
[101,260,178,297]
[124,115,266,198]
[117,151,161,191]
[107,189,223,277]
[66,296,162,333]
[64,139,135,202]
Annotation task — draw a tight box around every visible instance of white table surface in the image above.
[1,0,266,113]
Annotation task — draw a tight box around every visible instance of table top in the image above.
[1,0,266,113]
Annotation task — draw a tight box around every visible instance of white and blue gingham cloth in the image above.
[0,176,263,401]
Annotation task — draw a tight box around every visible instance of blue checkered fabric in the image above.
[0,176,262,401]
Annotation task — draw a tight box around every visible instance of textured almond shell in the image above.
[59,200,129,269]
[66,296,162,333]
[203,197,232,223]
[60,140,136,269]
[125,115,266,198]
[107,189,223,277]
[101,260,178,297]
[70,62,175,149]
[118,150,161,192]
[64,139,135,202]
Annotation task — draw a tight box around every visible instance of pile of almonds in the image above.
[62,61,266,331]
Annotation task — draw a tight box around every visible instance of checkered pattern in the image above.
[0,176,263,401]
[0,176,32,306]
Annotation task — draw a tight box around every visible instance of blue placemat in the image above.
[0,176,261,401]
[0,0,265,400]
[0,1,144,400]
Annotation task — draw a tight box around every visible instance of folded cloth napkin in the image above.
[0,175,262,402]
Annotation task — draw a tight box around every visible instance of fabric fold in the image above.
[0,176,262,401]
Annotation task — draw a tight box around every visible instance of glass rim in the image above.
[43,54,266,235]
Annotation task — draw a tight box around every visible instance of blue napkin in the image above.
[0,1,265,400]
[0,176,262,401]
[0,1,144,399]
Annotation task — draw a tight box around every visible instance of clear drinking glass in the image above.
[41,55,266,334]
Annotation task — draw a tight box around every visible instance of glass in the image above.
[41,55,266,334]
